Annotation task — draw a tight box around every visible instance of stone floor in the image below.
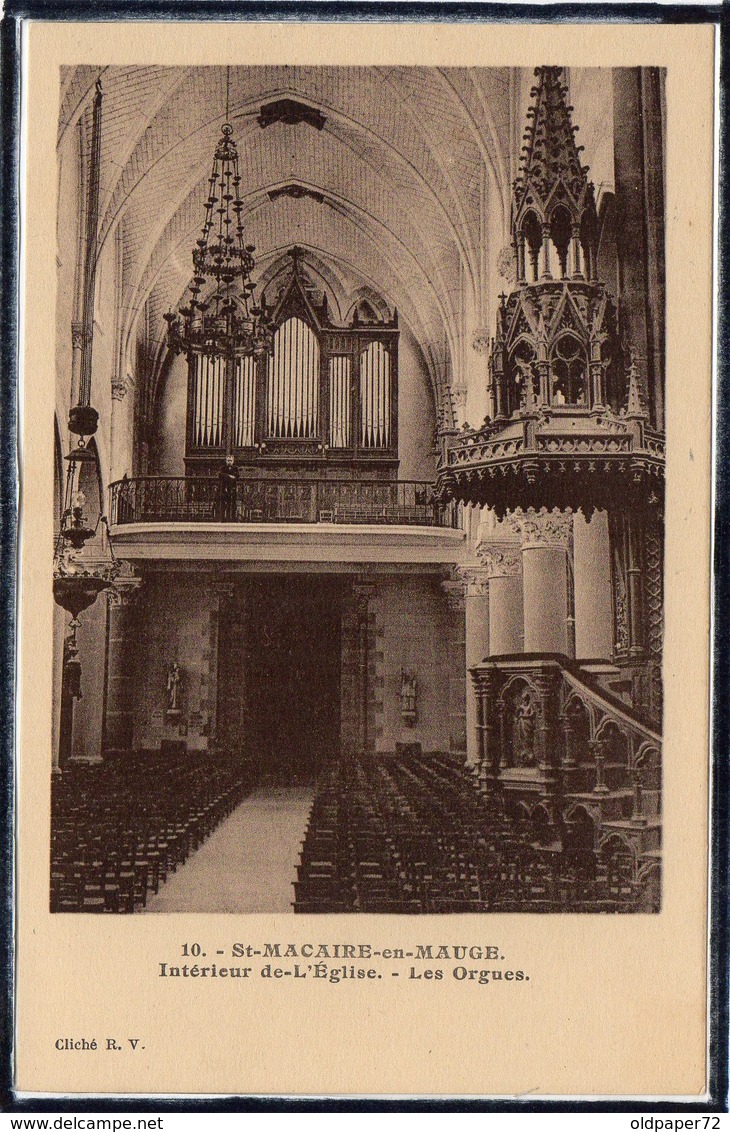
[144,785,313,913]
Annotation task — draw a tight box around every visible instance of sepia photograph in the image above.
[50,61,665,917]
[10,15,717,1101]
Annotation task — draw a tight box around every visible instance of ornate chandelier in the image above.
[165,120,273,360]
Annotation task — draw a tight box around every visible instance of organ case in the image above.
[184,261,399,478]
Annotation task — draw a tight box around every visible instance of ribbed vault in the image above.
[58,64,528,430]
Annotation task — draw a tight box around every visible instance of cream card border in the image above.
[15,19,716,1098]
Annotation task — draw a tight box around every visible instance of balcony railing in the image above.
[109,476,461,529]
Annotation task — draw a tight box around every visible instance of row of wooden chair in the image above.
[51,750,253,913]
[294,754,651,914]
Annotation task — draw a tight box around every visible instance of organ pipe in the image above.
[267,316,320,438]
[192,354,226,447]
[329,356,351,448]
[233,356,256,446]
[360,341,390,448]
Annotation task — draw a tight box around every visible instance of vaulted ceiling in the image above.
[59,64,518,411]
[58,65,614,425]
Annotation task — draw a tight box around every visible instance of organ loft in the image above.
[51,65,664,914]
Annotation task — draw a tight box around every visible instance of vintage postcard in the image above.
[12,17,717,1100]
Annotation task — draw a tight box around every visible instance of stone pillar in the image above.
[71,593,108,764]
[641,68,666,431]
[102,586,140,757]
[209,582,236,750]
[540,223,553,280]
[341,579,376,756]
[477,544,523,656]
[570,225,583,279]
[611,67,656,427]
[455,566,490,767]
[507,508,572,655]
[533,669,562,802]
[441,574,468,760]
[100,568,143,756]
[473,667,500,793]
[590,737,610,795]
[573,510,614,660]
[58,617,81,772]
[516,236,526,283]
[109,379,129,484]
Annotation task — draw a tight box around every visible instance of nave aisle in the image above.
[145,785,314,913]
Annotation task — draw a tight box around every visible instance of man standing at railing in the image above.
[218,455,237,521]
[117,472,131,523]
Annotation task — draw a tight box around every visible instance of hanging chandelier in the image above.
[165,121,273,360]
[52,77,140,769]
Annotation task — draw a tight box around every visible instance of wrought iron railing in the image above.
[109,476,461,529]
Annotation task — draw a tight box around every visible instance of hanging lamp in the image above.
[52,78,139,768]
[165,68,273,362]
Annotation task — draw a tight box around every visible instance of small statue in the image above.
[400,669,417,726]
[512,688,537,766]
[166,662,182,713]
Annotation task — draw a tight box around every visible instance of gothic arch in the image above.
[344,287,392,325]
[599,831,637,859]
[563,804,596,852]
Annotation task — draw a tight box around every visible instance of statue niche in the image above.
[400,669,418,727]
[507,683,540,768]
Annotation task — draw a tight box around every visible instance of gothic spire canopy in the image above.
[436,65,664,519]
[513,66,596,235]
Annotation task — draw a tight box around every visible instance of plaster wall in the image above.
[131,575,215,753]
[372,575,457,754]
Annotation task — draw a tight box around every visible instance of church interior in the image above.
[51,64,664,914]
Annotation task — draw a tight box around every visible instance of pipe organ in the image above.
[185,256,399,476]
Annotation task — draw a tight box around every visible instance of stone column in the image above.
[477,543,523,656]
[533,669,562,803]
[71,593,109,764]
[441,573,468,760]
[516,235,526,283]
[109,379,129,484]
[641,67,666,431]
[573,510,613,660]
[570,224,583,279]
[102,578,142,757]
[508,508,572,655]
[540,223,553,280]
[455,566,490,768]
[341,579,376,756]
[209,582,237,750]
[590,737,610,795]
[473,667,500,793]
[613,67,665,429]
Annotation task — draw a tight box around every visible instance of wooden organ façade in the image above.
[184,250,399,479]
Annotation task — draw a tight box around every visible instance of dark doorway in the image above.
[217,575,342,783]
